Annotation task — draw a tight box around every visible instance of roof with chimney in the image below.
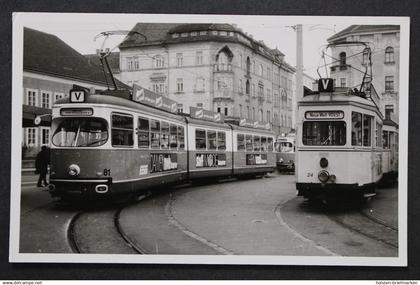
[327,25,400,43]
[24,27,128,89]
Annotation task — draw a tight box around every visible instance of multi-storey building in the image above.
[118,23,295,135]
[22,28,127,158]
[327,25,400,122]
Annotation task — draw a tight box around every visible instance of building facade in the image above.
[327,25,400,122]
[22,28,127,158]
[118,23,295,135]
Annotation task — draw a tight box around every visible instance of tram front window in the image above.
[303,121,346,146]
[52,118,108,147]
[280,142,293,152]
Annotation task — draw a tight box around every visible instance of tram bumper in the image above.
[48,178,113,197]
[296,182,360,199]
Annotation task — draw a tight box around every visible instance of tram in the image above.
[46,85,276,198]
[275,134,295,173]
[295,79,398,202]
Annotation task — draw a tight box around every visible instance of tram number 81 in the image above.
[103,169,111,176]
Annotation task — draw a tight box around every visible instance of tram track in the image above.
[327,208,398,249]
[66,200,147,254]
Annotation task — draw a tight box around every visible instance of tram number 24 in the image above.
[306,172,314,177]
[103,169,111,176]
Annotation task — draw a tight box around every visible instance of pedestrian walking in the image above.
[35,146,50,187]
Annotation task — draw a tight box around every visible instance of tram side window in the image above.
[376,122,383,147]
[253,136,261,151]
[237,134,245,151]
[267,137,274,151]
[351,112,372,147]
[137,117,149,148]
[178,126,185,149]
[112,114,133,147]
[207,130,217,150]
[150,119,160,149]
[196,129,207,150]
[170,124,178,149]
[218,131,226,150]
[161,121,170,149]
[303,121,346,145]
[245,135,253,151]
[261,136,267,152]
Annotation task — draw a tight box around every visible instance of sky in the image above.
[14,13,399,79]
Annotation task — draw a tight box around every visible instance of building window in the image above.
[154,55,164,68]
[339,52,346,65]
[239,104,242,117]
[239,54,243,68]
[259,64,264,77]
[252,83,256,97]
[258,82,264,98]
[181,33,188,37]
[26,128,37,146]
[196,103,203,108]
[259,109,263,122]
[40,127,49,145]
[266,110,271,123]
[266,88,271,102]
[385,47,394,63]
[54,92,64,103]
[217,107,221,113]
[41,91,51,109]
[195,77,205,92]
[239,79,243,93]
[224,107,228,116]
[190,32,198,37]
[216,51,231,71]
[196,51,203,65]
[267,67,271,80]
[199,31,207,36]
[177,78,184,92]
[177,104,183,113]
[245,80,250,95]
[385,76,394,92]
[246,57,251,75]
[27,89,37,106]
[340,78,346,87]
[126,57,139,70]
[385,105,394,120]
[252,107,255,120]
[362,48,370,65]
[176,53,183,67]
[152,83,165,94]
[172,33,179,38]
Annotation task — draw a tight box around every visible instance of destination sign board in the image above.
[239,118,271,130]
[305,111,344,120]
[132,84,177,114]
[189,106,224,123]
[60,108,93,116]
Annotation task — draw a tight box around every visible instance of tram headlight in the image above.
[320,157,328,168]
[68,164,80,177]
[318,170,330,183]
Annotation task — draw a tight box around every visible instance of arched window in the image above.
[339,52,346,66]
[245,80,250,95]
[215,46,233,71]
[259,109,263,122]
[246,57,251,74]
[385,47,394,63]
[362,48,370,65]
[259,64,264,77]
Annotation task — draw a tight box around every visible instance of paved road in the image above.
[18,172,399,256]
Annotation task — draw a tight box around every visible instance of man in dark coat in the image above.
[35,146,50,187]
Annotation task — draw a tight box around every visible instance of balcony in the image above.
[213,64,232,73]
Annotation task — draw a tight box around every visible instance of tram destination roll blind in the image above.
[305,111,344,120]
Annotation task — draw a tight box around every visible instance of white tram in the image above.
[296,82,398,201]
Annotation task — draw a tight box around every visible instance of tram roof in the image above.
[300,92,375,106]
[54,93,185,122]
[229,124,276,135]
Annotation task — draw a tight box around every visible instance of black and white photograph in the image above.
[10,13,409,266]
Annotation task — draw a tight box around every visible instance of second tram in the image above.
[296,82,398,202]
